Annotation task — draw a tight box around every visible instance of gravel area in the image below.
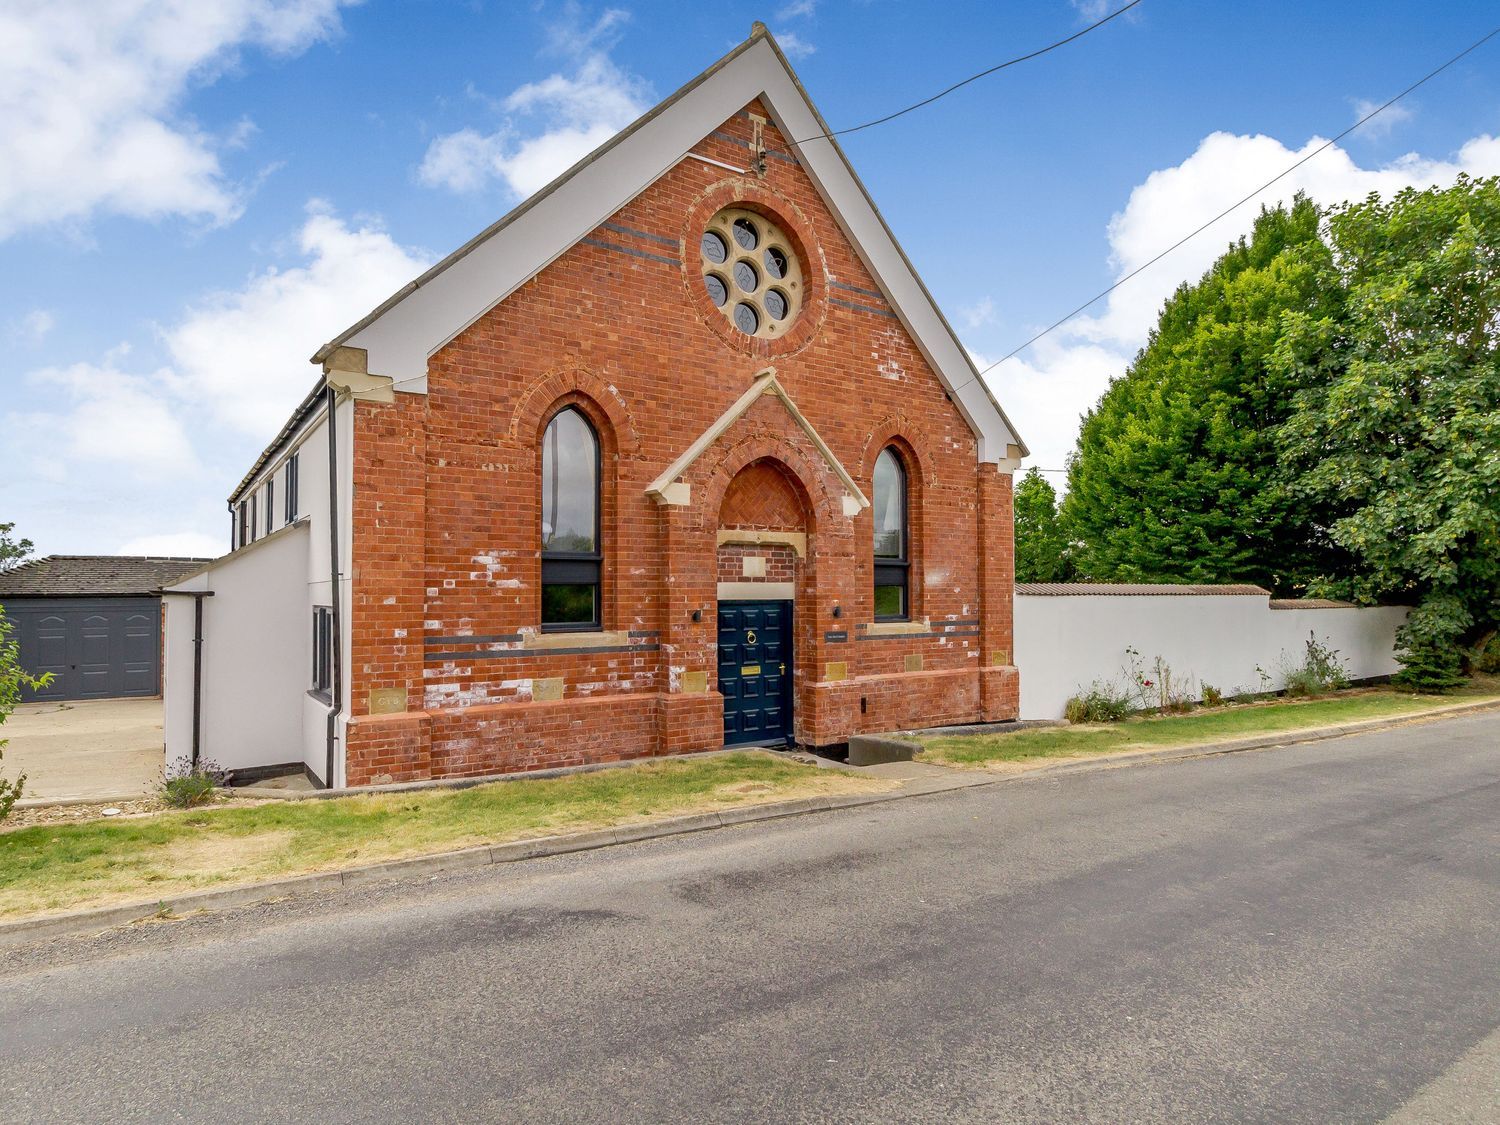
[1,796,250,833]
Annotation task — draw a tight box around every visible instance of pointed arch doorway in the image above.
[715,457,807,747]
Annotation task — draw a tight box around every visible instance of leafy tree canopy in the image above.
[1013,467,1073,583]
[1274,174,1500,686]
[1061,196,1346,593]
[0,523,32,573]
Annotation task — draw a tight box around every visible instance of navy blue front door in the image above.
[718,600,793,746]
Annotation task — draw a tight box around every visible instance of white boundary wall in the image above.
[1015,591,1409,720]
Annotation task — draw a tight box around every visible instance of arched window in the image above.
[873,447,909,620]
[541,407,601,630]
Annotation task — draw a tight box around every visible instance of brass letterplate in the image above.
[741,664,762,676]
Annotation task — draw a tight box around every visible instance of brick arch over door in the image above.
[719,458,810,532]
[695,430,844,538]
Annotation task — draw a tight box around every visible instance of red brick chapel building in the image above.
[164,26,1026,788]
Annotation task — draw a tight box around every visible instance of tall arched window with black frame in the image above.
[873,446,909,620]
[540,407,601,630]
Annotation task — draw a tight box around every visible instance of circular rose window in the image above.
[700,208,803,339]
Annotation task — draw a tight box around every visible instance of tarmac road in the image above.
[3,711,1498,1123]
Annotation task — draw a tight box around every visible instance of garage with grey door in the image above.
[0,555,210,702]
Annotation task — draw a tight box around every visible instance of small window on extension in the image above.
[312,606,333,697]
[285,451,299,523]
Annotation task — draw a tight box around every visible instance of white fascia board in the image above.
[342,45,773,394]
[338,35,1024,462]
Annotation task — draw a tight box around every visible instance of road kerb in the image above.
[3,698,1495,950]
[1005,696,1500,781]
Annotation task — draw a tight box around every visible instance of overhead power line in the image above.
[956,21,1500,396]
[773,1,1143,155]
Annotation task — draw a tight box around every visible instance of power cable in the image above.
[771,1,1143,155]
[955,22,1500,396]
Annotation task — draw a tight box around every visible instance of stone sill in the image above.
[863,619,929,637]
[522,629,631,650]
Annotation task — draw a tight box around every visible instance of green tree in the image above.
[1,608,52,818]
[1274,175,1500,688]
[1013,467,1073,582]
[0,522,33,572]
[1061,196,1345,591]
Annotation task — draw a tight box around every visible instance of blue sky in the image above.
[3,0,1498,558]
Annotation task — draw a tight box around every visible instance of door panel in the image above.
[718,600,793,746]
[27,614,70,699]
[3,600,160,701]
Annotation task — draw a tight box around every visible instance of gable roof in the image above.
[0,556,213,599]
[311,25,1026,464]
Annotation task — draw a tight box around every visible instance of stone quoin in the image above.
[161,26,1026,788]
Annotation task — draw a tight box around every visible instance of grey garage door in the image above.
[3,598,161,701]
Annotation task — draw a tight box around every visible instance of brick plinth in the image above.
[345,711,433,787]
[429,693,664,778]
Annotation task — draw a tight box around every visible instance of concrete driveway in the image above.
[3,698,162,802]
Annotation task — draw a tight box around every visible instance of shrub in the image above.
[0,747,22,822]
[1281,632,1350,697]
[1064,682,1132,724]
[1200,683,1225,708]
[157,757,226,808]
[1,606,52,820]
[1393,643,1466,693]
[1469,630,1500,675]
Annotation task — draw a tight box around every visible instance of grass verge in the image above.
[0,752,887,921]
[917,680,1500,770]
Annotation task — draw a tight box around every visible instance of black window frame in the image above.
[311,606,333,697]
[540,406,602,632]
[285,451,299,523]
[873,446,910,622]
[266,479,275,536]
[237,499,250,549]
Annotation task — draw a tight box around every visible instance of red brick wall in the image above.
[717,544,798,585]
[344,100,1017,783]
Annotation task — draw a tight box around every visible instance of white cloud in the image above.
[418,14,652,199]
[0,0,355,240]
[977,129,1500,476]
[118,531,224,558]
[1350,97,1415,138]
[543,4,630,56]
[959,296,997,330]
[1,202,429,553]
[19,357,199,479]
[974,338,1122,473]
[8,309,55,345]
[162,202,433,434]
[1069,0,1110,20]
[777,0,816,18]
[774,31,816,60]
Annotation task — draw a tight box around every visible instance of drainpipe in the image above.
[160,589,214,767]
[325,382,344,790]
